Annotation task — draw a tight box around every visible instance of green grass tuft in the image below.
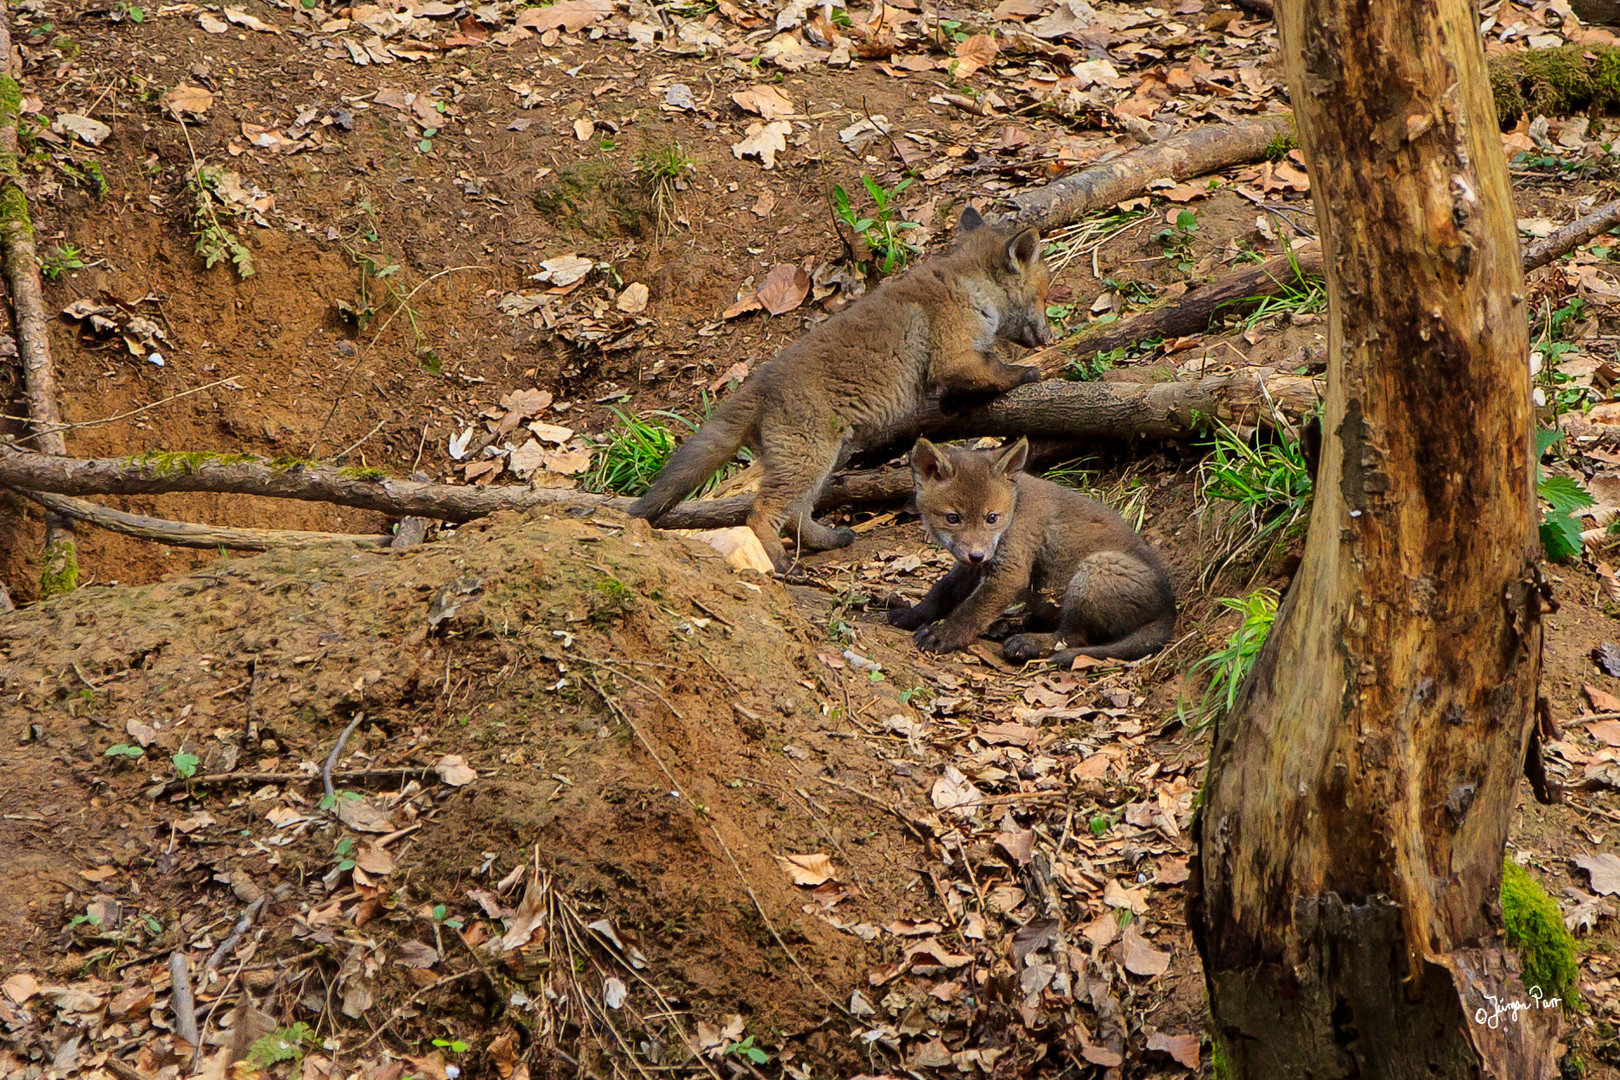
[1181,588,1278,730]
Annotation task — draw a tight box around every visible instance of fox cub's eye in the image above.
[945,512,961,525]
[985,513,999,525]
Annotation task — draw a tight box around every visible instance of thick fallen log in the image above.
[0,372,1317,534]
[0,14,77,595]
[22,490,393,551]
[1009,114,1294,229]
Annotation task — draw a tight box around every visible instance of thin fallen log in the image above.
[1009,114,1293,229]
[1041,245,1322,376]
[1045,199,1616,374]
[21,490,393,551]
[0,14,76,596]
[0,373,1317,532]
[1525,197,1620,271]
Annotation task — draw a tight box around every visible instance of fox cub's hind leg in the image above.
[746,427,852,573]
[1004,551,1173,664]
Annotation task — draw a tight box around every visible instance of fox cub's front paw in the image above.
[1012,364,1042,386]
[1002,633,1049,663]
[888,605,928,631]
[914,622,973,654]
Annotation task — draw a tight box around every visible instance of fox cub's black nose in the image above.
[968,551,986,564]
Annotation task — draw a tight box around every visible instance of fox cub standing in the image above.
[889,437,1176,665]
[628,206,1053,573]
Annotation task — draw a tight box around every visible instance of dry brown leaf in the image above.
[1103,878,1148,913]
[334,796,394,833]
[616,282,649,314]
[1147,1032,1201,1069]
[356,843,396,875]
[501,388,554,418]
[1587,683,1620,712]
[776,852,837,886]
[517,0,612,33]
[751,190,777,217]
[1577,852,1620,896]
[732,120,792,169]
[757,263,810,315]
[397,940,439,969]
[435,754,477,786]
[930,764,983,818]
[992,0,1045,17]
[952,33,998,78]
[903,938,972,968]
[1154,856,1190,885]
[994,827,1034,866]
[1119,924,1171,977]
[885,918,944,937]
[1587,719,1620,746]
[1081,912,1119,947]
[730,84,796,120]
[572,117,594,141]
[2,974,39,1005]
[159,83,214,118]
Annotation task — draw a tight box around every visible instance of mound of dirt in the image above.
[0,508,943,1074]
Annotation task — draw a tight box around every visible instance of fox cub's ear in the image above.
[911,439,955,483]
[959,205,986,233]
[991,437,1029,477]
[1007,227,1042,272]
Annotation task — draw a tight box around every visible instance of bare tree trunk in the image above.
[1191,0,1557,1070]
[0,15,75,597]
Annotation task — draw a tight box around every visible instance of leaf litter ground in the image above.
[6,0,1620,1073]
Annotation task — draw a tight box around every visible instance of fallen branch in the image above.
[152,765,440,797]
[169,952,199,1047]
[1009,113,1294,229]
[0,14,76,596]
[1525,197,1620,271]
[21,490,393,551]
[1044,197,1619,375]
[0,375,1315,533]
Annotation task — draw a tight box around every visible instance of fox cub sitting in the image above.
[889,437,1176,665]
[629,206,1053,574]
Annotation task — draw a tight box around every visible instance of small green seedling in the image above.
[1153,210,1199,273]
[432,1039,471,1054]
[105,743,144,759]
[724,1036,769,1065]
[833,175,921,276]
[171,752,199,779]
[41,243,87,281]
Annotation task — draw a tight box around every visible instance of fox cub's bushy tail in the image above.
[626,383,759,521]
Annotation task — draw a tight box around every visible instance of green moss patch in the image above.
[1489,44,1620,124]
[1502,858,1579,1008]
[39,536,79,598]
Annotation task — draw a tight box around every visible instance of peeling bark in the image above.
[1191,0,1558,1070]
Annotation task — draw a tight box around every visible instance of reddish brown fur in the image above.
[629,208,1052,572]
[891,437,1176,664]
